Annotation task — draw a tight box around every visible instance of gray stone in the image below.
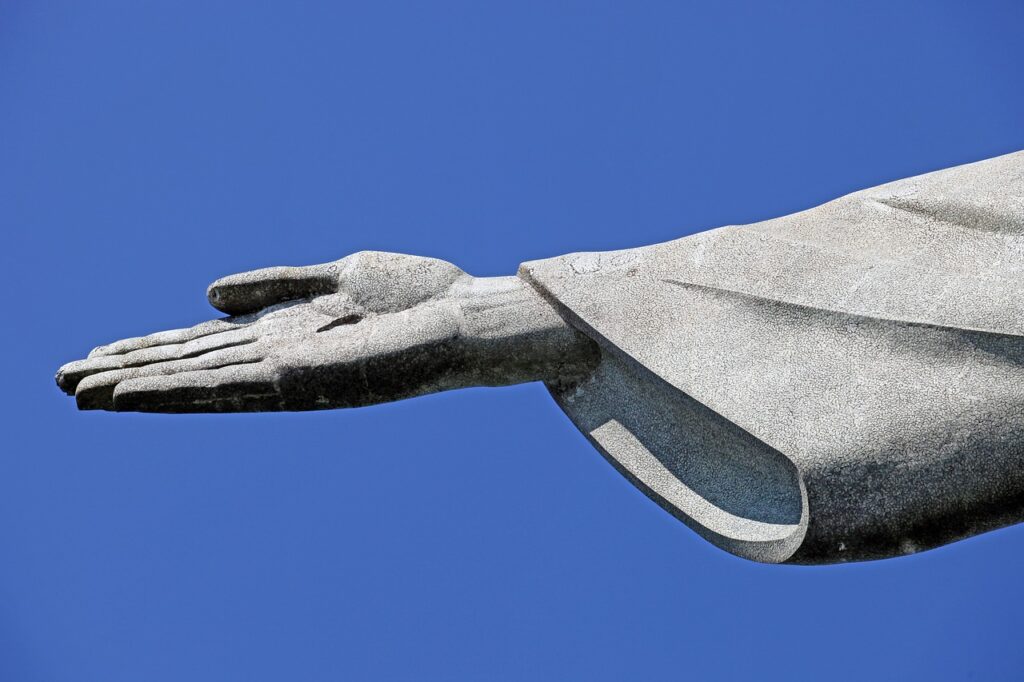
[56,150,1024,564]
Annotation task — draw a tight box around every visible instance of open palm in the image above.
[56,252,471,412]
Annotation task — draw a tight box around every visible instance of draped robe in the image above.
[520,151,1024,563]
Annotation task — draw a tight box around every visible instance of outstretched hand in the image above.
[56,252,473,412]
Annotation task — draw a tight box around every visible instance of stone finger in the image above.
[75,343,270,410]
[112,363,280,413]
[87,317,252,358]
[207,263,341,315]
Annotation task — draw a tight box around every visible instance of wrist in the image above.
[452,275,599,385]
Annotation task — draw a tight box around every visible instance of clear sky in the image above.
[4,2,1024,680]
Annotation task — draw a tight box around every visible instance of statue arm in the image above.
[56,252,597,412]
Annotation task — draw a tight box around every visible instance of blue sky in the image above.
[4,2,1024,680]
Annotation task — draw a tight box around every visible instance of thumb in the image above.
[207,262,341,314]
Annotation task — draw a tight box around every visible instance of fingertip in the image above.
[75,374,116,411]
[55,359,87,395]
[206,274,240,312]
[55,367,72,395]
